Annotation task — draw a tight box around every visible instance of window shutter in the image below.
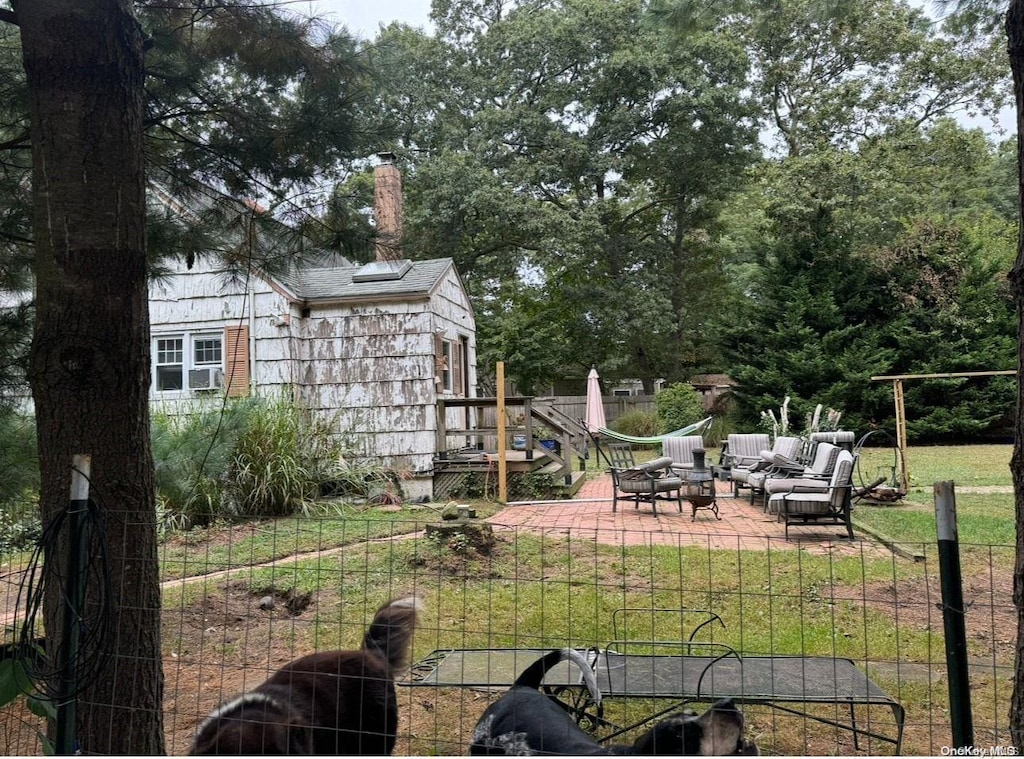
[224,325,250,397]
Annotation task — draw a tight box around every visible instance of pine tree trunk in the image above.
[17,1,164,753]
[1007,0,1024,750]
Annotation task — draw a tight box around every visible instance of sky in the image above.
[299,0,433,38]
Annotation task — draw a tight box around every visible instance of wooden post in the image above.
[893,378,910,492]
[496,362,508,503]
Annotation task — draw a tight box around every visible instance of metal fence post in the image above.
[934,480,974,749]
[55,454,91,756]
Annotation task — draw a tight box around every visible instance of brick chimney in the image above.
[373,152,403,261]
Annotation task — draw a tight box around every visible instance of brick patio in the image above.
[487,472,889,557]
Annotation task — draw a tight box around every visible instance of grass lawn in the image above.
[89,442,1024,755]
[854,444,1014,548]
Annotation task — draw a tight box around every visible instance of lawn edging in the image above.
[851,517,926,561]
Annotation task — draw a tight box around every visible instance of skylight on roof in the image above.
[352,259,412,282]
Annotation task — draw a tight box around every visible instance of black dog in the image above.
[190,595,421,755]
[470,648,758,755]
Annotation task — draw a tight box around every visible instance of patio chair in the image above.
[721,433,769,496]
[661,435,706,471]
[731,435,803,499]
[608,444,684,517]
[772,449,856,540]
[811,430,856,452]
[762,442,841,514]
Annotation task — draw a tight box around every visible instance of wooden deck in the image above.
[433,448,587,500]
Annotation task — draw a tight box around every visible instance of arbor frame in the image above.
[870,370,1015,490]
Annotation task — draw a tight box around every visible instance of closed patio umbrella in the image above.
[585,366,607,433]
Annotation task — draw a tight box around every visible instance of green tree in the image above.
[13,1,162,753]
[722,122,1014,437]
[2,0,372,751]
[652,0,1008,156]
[371,0,756,391]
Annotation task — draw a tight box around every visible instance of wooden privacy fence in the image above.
[532,394,656,425]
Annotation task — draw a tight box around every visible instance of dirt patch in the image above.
[162,577,326,754]
[860,559,1016,664]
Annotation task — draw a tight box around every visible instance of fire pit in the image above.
[680,449,719,521]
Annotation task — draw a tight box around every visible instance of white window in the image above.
[155,336,184,391]
[441,340,453,392]
[434,333,465,396]
[153,332,224,393]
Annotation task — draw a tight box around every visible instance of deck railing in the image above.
[435,396,589,484]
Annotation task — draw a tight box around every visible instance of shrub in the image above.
[0,505,41,555]
[655,383,705,434]
[151,399,255,527]
[611,410,661,438]
[0,410,41,553]
[152,394,386,527]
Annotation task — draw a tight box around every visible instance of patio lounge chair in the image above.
[721,433,769,496]
[731,435,803,499]
[762,442,841,513]
[771,449,856,540]
[662,435,706,471]
[811,430,856,452]
[607,444,684,517]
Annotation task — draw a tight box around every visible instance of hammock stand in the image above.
[588,416,714,467]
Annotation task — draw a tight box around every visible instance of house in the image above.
[149,158,477,501]
[688,373,736,412]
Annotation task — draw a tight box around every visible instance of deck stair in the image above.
[433,396,591,498]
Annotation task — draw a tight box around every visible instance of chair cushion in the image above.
[640,456,674,472]
[766,479,828,514]
[618,476,682,494]
[765,477,828,495]
[772,453,801,469]
[618,467,650,481]
[747,470,769,489]
[725,434,771,466]
[782,492,833,515]
[662,436,705,467]
[619,478,654,492]
[806,442,840,476]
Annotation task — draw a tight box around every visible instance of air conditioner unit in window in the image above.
[188,367,224,391]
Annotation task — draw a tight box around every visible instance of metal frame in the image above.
[401,646,905,755]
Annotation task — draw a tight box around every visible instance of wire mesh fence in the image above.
[0,497,1014,756]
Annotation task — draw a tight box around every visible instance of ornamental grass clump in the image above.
[152,395,361,527]
[227,396,346,518]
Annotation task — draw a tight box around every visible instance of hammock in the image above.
[595,416,713,445]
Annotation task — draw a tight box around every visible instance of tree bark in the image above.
[17,0,164,753]
[1007,0,1024,751]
